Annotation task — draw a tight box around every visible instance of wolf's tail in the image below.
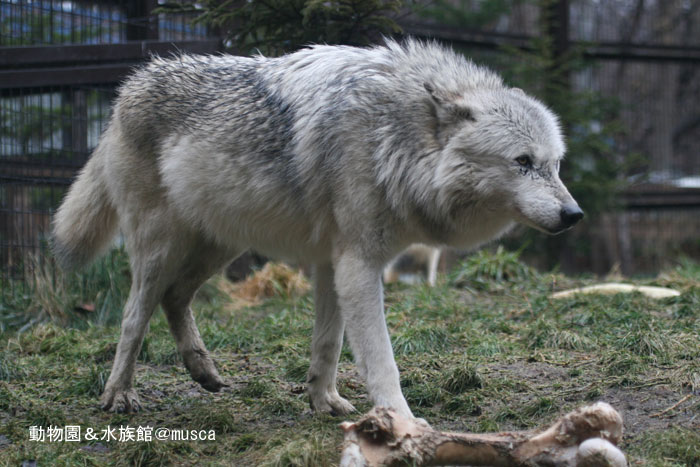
[52,137,118,271]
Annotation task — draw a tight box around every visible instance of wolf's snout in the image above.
[560,203,584,228]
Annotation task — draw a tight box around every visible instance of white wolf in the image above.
[52,39,583,416]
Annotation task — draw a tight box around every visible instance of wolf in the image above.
[52,39,583,416]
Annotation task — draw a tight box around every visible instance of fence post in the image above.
[126,0,159,41]
[541,0,570,90]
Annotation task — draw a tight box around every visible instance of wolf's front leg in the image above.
[307,263,356,415]
[333,249,412,418]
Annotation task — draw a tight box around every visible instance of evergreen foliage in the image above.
[158,0,403,55]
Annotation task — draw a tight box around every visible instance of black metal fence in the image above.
[0,0,208,45]
[1,84,113,285]
[1,0,699,293]
[0,0,220,293]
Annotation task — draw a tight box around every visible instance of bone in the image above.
[340,402,627,467]
[550,283,679,299]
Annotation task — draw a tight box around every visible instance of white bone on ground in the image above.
[339,443,367,467]
[576,438,628,467]
[550,283,680,300]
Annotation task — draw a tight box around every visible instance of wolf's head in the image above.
[428,84,583,236]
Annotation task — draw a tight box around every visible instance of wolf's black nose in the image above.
[560,204,584,228]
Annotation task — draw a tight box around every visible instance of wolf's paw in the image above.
[193,372,228,392]
[373,395,413,419]
[309,391,356,416]
[184,350,227,392]
[100,388,141,413]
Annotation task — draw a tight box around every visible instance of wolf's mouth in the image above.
[513,212,565,235]
[545,225,574,235]
[514,207,583,236]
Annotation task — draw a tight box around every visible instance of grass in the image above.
[0,248,131,333]
[637,428,700,466]
[0,247,698,465]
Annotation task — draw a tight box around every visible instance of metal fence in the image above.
[402,0,700,275]
[1,0,699,292]
[1,84,113,284]
[574,57,700,274]
[0,0,208,45]
[0,0,220,293]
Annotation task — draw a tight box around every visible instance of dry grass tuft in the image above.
[230,262,310,303]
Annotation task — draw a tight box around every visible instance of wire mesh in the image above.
[0,85,115,293]
[0,0,208,46]
[0,0,214,295]
[570,0,700,47]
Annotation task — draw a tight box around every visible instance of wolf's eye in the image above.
[515,154,533,167]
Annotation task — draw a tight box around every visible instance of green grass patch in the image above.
[441,361,484,394]
[0,351,26,382]
[284,357,310,383]
[115,441,177,466]
[450,245,537,291]
[263,435,337,467]
[392,325,452,355]
[1,248,131,332]
[63,363,109,398]
[182,400,240,435]
[634,427,700,466]
[1,248,698,465]
[241,378,275,398]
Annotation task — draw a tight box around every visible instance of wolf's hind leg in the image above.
[307,263,356,415]
[101,232,180,412]
[162,241,237,392]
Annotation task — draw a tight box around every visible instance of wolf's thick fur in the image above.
[53,39,581,415]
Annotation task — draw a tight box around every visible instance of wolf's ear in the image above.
[424,82,476,121]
